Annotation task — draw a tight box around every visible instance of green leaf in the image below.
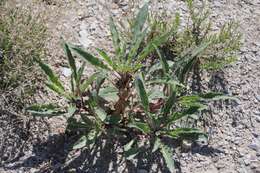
[35,58,65,91]
[169,105,205,123]
[123,139,139,160]
[63,42,77,81]
[99,86,119,102]
[128,28,148,62]
[105,115,121,125]
[162,85,177,115]
[137,30,172,63]
[70,46,109,70]
[154,45,169,74]
[96,48,114,68]
[128,121,151,134]
[148,79,184,88]
[66,105,76,118]
[73,135,87,150]
[26,104,65,117]
[132,2,149,40]
[80,72,100,93]
[125,147,139,161]
[75,62,86,86]
[109,17,121,56]
[199,92,237,101]
[135,76,149,112]
[166,128,205,139]
[94,107,107,121]
[124,139,135,151]
[152,137,161,153]
[67,117,90,131]
[160,143,175,172]
[148,89,165,101]
[45,82,68,98]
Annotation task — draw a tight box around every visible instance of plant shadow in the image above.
[2,131,177,173]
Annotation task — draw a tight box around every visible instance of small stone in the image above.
[256,116,260,123]
[62,67,72,77]
[256,95,260,102]
[244,159,250,166]
[248,143,259,151]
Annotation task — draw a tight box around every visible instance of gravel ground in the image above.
[0,0,260,172]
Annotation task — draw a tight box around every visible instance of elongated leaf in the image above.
[135,76,149,112]
[128,28,148,62]
[64,42,77,81]
[80,72,99,93]
[132,2,149,40]
[166,128,205,139]
[154,45,169,74]
[45,82,72,100]
[148,79,184,88]
[94,107,107,121]
[26,104,65,117]
[162,85,177,115]
[70,46,109,70]
[109,17,121,56]
[152,137,161,153]
[73,135,87,150]
[35,59,64,91]
[124,139,135,151]
[96,48,114,68]
[199,92,237,101]
[168,105,205,123]
[66,105,76,118]
[137,30,172,63]
[125,147,139,161]
[128,121,151,134]
[99,86,119,102]
[177,41,211,82]
[76,62,86,85]
[160,143,175,172]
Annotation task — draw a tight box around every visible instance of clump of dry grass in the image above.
[0,1,47,107]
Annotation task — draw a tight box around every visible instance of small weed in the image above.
[27,1,238,171]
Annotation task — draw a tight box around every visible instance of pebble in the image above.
[256,95,260,102]
[248,140,260,151]
[244,158,250,166]
[61,67,72,77]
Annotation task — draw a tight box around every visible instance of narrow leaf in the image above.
[128,121,151,134]
[26,104,65,117]
[64,42,77,81]
[160,143,175,172]
[73,135,87,149]
[152,137,161,153]
[166,128,205,139]
[71,46,109,70]
[162,85,177,115]
[109,17,121,55]
[96,48,114,68]
[135,76,149,112]
[132,2,149,39]
[80,72,99,93]
[154,45,169,74]
[94,107,107,121]
[35,59,64,91]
